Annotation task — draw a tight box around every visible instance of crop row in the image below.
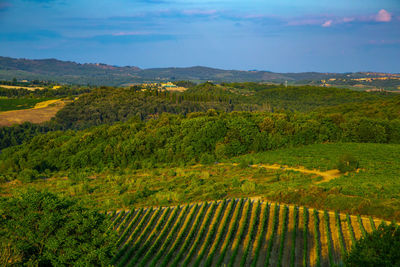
[109,199,391,266]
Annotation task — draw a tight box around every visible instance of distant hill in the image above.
[1,56,399,88]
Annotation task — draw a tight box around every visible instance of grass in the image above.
[233,143,400,221]
[2,142,400,221]
[0,98,52,111]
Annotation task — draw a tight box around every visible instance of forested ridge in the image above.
[1,82,399,162]
[54,82,391,129]
[1,109,399,182]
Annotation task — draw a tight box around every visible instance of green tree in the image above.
[345,223,400,267]
[0,190,117,266]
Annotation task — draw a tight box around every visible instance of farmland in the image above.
[0,99,65,126]
[108,199,391,267]
[0,97,52,112]
[1,81,399,265]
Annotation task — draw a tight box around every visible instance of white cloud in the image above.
[376,9,391,22]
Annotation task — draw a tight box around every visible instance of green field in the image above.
[0,98,51,111]
[233,143,400,220]
[3,142,400,221]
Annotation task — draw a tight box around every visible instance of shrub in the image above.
[345,223,400,267]
[0,190,117,266]
[337,154,359,173]
[238,158,252,169]
[200,153,215,165]
[168,169,177,176]
[240,181,257,193]
[17,169,39,183]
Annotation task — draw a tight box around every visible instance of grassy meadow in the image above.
[3,142,400,221]
[0,97,53,111]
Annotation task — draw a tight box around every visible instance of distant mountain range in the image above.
[0,56,399,89]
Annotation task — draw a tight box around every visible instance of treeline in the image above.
[1,111,399,182]
[0,122,63,150]
[54,85,258,129]
[55,82,391,129]
[227,83,389,112]
[316,95,400,120]
[1,82,398,150]
[0,86,91,98]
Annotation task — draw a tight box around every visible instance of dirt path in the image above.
[235,201,258,266]
[295,207,305,267]
[249,202,268,266]
[258,204,280,267]
[282,205,294,267]
[339,214,353,251]
[307,208,317,267]
[328,212,343,265]
[220,162,342,184]
[249,164,342,184]
[318,211,330,267]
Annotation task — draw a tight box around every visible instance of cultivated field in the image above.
[109,199,388,267]
[0,99,65,126]
[0,85,45,90]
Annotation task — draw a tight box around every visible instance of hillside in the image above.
[108,199,390,267]
[53,83,388,129]
[1,56,399,88]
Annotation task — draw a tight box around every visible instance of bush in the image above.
[0,190,117,266]
[200,153,215,165]
[337,154,359,173]
[238,158,253,169]
[345,223,400,267]
[17,169,39,183]
[168,169,177,176]
[240,181,257,193]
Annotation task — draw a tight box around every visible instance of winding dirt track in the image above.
[225,162,342,184]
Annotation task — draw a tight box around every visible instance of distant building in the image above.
[161,82,178,89]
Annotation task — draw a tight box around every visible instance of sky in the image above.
[0,0,399,73]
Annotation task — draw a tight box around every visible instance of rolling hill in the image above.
[1,56,399,88]
[108,199,391,267]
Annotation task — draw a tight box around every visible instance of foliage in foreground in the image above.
[0,190,117,266]
[345,223,400,267]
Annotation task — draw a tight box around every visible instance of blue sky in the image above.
[0,0,399,72]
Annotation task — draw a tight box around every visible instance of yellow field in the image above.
[0,99,65,126]
[0,85,45,91]
[33,99,61,109]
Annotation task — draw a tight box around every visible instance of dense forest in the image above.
[1,109,399,182]
[0,86,91,99]
[0,82,398,151]
[55,82,391,129]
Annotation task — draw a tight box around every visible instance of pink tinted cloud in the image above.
[322,20,333,27]
[342,17,355,23]
[375,9,391,22]
[286,9,394,28]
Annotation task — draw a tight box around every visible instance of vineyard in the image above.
[108,199,387,267]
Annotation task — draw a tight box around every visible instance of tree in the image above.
[345,223,400,267]
[0,190,117,266]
